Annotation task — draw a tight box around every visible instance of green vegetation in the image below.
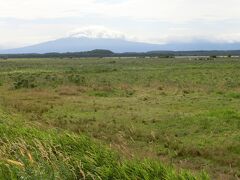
[0,109,206,179]
[0,57,240,179]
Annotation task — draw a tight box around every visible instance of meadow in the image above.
[0,57,239,179]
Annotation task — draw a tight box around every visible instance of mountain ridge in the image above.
[1,37,240,54]
[0,37,161,54]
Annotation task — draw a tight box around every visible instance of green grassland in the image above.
[0,57,239,179]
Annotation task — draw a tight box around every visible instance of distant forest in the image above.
[0,49,240,59]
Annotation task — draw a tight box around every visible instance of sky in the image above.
[1,0,240,49]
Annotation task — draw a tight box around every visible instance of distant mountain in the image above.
[156,41,240,51]
[0,37,162,54]
[1,37,240,54]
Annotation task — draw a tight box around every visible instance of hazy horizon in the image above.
[1,0,240,49]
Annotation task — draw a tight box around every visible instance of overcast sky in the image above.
[1,0,240,49]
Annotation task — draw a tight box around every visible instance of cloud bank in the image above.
[1,0,240,21]
[1,0,240,48]
[68,26,128,40]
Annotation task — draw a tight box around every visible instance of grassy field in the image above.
[0,57,239,179]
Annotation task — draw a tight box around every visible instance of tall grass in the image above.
[2,57,240,178]
[0,109,208,179]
